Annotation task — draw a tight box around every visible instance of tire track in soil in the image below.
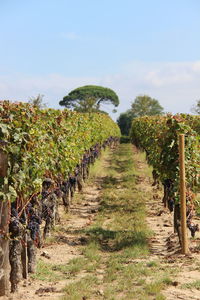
[7,180,103,300]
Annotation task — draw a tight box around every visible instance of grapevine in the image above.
[0,100,120,292]
[130,114,200,242]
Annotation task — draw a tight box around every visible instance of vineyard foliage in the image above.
[130,114,200,200]
[0,101,120,204]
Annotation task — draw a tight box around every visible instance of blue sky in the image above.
[0,0,200,119]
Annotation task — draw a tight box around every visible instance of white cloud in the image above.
[0,73,98,108]
[0,61,200,120]
[144,62,200,86]
[100,61,200,117]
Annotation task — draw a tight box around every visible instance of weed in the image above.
[182,280,200,290]
[53,257,87,276]
[31,259,60,282]
[61,275,99,300]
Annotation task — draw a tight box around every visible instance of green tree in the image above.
[131,95,164,117]
[59,85,119,113]
[117,109,134,135]
[117,95,164,135]
[191,100,200,114]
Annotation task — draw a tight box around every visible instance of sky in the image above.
[0,0,200,120]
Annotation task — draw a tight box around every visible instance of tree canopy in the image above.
[59,85,119,112]
[117,109,134,135]
[191,100,200,114]
[117,95,164,136]
[131,95,164,117]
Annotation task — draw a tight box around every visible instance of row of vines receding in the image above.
[130,114,200,243]
[0,100,121,295]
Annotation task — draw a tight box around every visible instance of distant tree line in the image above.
[117,95,164,135]
[117,96,200,136]
[29,89,200,138]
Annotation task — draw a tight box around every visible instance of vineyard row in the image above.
[130,114,200,243]
[0,101,120,295]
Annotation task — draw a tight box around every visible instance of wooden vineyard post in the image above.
[179,134,189,254]
[0,149,9,296]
